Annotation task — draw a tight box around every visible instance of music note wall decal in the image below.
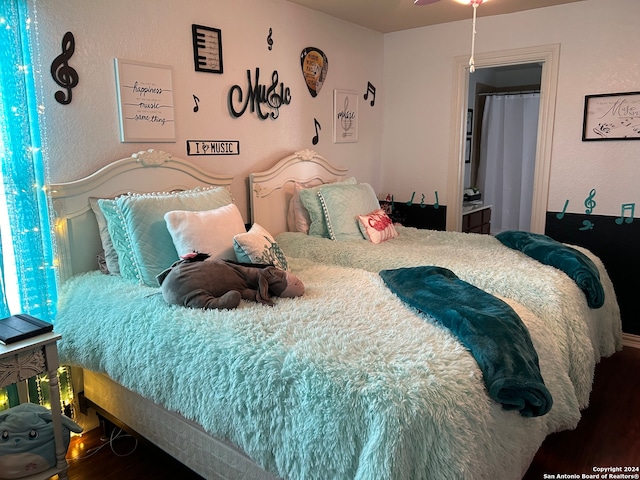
[50,31,79,105]
[267,28,274,50]
[584,188,597,215]
[192,95,200,112]
[363,81,376,106]
[312,118,321,145]
[579,220,595,231]
[556,199,569,220]
[615,203,635,225]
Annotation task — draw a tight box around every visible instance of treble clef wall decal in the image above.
[50,31,79,105]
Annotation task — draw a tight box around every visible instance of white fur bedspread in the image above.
[276,227,623,409]
[57,257,586,480]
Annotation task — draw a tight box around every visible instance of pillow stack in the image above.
[92,186,291,286]
[293,179,398,244]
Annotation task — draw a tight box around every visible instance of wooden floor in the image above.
[63,347,640,480]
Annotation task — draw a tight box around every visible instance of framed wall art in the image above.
[192,24,223,74]
[333,89,358,143]
[582,91,640,141]
[114,58,175,143]
[466,109,473,135]
[465,137,471,163]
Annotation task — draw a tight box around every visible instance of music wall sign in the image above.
[186,140,240,156]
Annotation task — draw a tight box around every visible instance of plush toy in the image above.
[0,403,83,479]
[157,253,305,310]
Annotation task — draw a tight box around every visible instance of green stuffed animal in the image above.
[0,403,83,479]
[157,254,305,310]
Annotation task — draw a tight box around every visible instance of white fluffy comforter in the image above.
[276,227,623,409]
[54,253,606,479]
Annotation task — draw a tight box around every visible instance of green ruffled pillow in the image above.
[318,183,380,241]
[99,186,234,286]
[298,177,357,238]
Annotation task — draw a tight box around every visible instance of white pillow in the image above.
[234,223,289,271]
[164,204,246,261]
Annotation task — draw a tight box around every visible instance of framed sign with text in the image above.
[582,91,640,141]
[333,89,358,143]
[114,58,176,143]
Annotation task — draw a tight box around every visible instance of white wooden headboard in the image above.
[49,149,233,281]
[249,149,348,236]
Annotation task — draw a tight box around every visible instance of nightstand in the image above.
[462,204,492,234]
[0,332,69,480]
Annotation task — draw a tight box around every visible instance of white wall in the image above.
[34,0,640,224]
[36,0,384,222]
[382,0,640,218]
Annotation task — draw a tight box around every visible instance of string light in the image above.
[0,0,71,415]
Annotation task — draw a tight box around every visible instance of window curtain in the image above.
[477,93,540,234]
[0,0,57,322]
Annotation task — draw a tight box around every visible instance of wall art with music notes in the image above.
[379,192,446,230]
[363,81,376,107]
[554,189,635,232]
[186,140,239,156]
[114,58,176,143]
[582,91,640,141]
[228,68,292,120]
[267,28,274,51]
[312,118,321,145]
[333,89,358,143]
[192,24,223,74]
[50,31,79,105]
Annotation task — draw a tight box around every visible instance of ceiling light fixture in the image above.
[461,0,487,73]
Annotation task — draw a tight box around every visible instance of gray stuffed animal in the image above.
[157,254,304,310]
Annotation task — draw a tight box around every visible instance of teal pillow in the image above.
[318,183,380,241]
[298,177,357,238]
[100,187,234,286]
[98,198,137,279]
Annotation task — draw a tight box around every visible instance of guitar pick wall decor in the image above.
[300,47,328,97]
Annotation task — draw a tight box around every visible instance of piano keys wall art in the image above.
[192,24,223,74]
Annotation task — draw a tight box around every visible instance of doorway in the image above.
[467,64,542,234]
[446,44,560,233]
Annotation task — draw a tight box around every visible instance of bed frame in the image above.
[50,149,278,480]
[249,149,348,236]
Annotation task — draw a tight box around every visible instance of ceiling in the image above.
[286,0,585,33]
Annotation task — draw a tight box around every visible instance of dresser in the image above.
[462,204,492,234]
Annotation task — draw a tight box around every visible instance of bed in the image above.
[249,149,622,410]
[50,149,622,480]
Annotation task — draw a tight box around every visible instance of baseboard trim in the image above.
[622,333,640,349]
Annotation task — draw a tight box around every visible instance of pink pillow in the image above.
[357,209,398,244]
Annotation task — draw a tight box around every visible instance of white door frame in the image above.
[446,44,560,233]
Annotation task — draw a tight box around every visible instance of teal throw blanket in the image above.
[380,266,552,417]
[495,230,604,309]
